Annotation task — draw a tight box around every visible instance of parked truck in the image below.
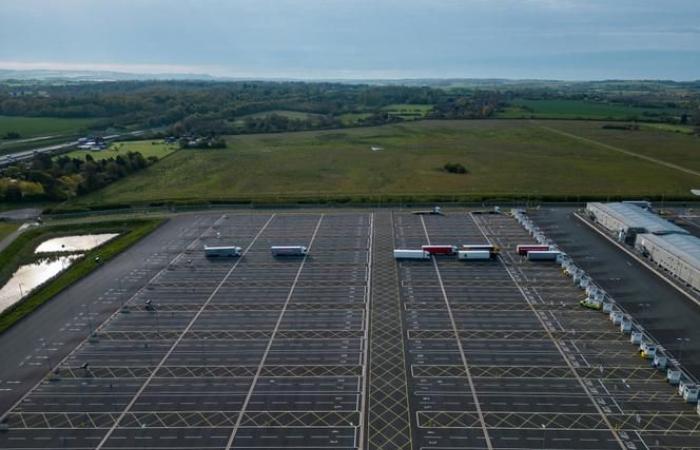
[204,245,242,257]
[422,245,457,255]
[393,249,430,260]
[516,244,550,255]
[412,206,443,215]
[457,250,492,260]
[462,244,499,254]
[527,250,561,261]
[271,246,308,256]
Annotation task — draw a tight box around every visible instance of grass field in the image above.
[0,116,98,139]
[640,123,695,134]
[0,222,19,241]
[70,120,700,206]
[62,140,178,161]
[382,104,434,119]
[497,99,681,121]
[233,110,322,125]
[536,120,700,173]
[339,112,373,125]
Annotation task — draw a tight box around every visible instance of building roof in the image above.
[639,233,700,271]
[588,202,689,235]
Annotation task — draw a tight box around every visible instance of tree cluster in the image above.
[443,162,468,174]
[0,81,442,134]
[0,151,157,202]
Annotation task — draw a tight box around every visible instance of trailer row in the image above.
[513,208,700,412]
[393,244,498,260]
[393,243,560,261]
[204,245,308,257]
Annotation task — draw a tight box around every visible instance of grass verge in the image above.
[0,222,20,241]
[0,218,164,334]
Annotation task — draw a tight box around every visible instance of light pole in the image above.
[541,423,546,449]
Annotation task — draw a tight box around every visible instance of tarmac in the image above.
[532,207,700,378]
[0,209,698,449]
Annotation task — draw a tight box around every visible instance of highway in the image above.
[0,130,148,167]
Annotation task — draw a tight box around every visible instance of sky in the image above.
[0,0,699,81]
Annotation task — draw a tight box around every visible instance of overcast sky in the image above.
[0,0,698,80]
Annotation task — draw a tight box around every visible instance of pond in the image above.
[0,255,81,314]
[35,233,119,253]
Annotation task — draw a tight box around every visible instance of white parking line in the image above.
[225,214,325,450]
[471,213,628,450]
[420,215,494,450]
[94,214,276,450]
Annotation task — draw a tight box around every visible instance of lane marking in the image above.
[420,215,494,450]
[0,214,230,425]
[471,212,628,450]
[358,213,373,450]
[94,214,276,450]
[225,214,325,450]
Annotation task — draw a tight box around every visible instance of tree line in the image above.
[0,151,157,202]
[1,80,695,137]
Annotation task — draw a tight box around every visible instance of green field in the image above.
[62,140,178,161]
[233,110,322,124]
[338,112,373,125]
[71,120,700,206]
[497,99,681,121]
[0,222,20,241]
[382,104,434,119]
[0,116,98,139]
[640,123,695,134]
[537,121,700,173]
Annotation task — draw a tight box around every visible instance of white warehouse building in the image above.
[635,233,700,292]
[586,202,688,243]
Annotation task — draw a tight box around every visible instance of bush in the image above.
[2,131,21,139]
[443,162,468,174]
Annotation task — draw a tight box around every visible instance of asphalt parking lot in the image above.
[532,207,700,378]
[0,209,699,449]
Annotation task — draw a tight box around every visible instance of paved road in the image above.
[532,207,700,378]
[0,215,192,414]
[0,130,148,167]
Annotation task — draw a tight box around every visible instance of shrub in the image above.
[443,162,468,174]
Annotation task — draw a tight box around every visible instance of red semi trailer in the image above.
[516,244,550,255]
[422,244,457,255]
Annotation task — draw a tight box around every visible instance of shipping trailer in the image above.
[462,244,499,254]
[393,249,430,260]
[412,206,443,215]
[422,245,457,255]
[270,246,308,256]
[527,250,561,261]
[204,245,242,257]
[516,244,550,255]
[457,250,492,260]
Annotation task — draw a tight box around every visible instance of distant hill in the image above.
[0,69,220,82]
[0,69,698,89]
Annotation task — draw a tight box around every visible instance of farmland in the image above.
[382,103,433,119]
[536,121,700,173]
[233,110,322,124]
[496,99,682,121]
[0,116,98,139]
[72,119,700,207]
[62,140,178,162]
